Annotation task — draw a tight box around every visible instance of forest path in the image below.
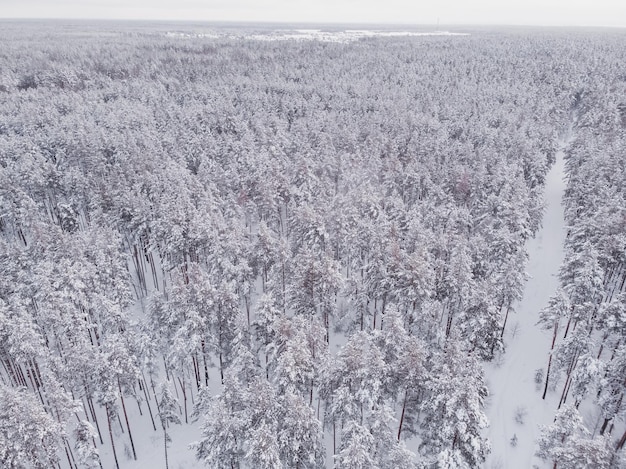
[483,132,572,469]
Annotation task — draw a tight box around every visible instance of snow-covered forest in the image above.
[0,22,624,469]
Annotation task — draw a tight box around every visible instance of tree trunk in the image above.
[63,438,76,469]
[373,298,377,330]
[558,347,579,408]
[333,421,336,455]
[118,379,137,459]
[201,339,209,386]
[360,297,364,331]
[106,404,120,469]
[164,427,170,469]
[617,427,626,450]
[500,305,511,339]
[219,351,224,384]
[380,293,387,330]
[141,378,157,431]
[192,354,200,390]
[87,396,104,444]
[597,333,608,359]
[282,261,286,315]
[599,417,611,436]
[177,376,188,424]
[446,310,454,337]
[1,358,19,386]
[563,314,572,339]
[543,320,559,400]
[148,251,159,290]
[543,354,553,400]
[245,294,250,327]
[397,389,408,441]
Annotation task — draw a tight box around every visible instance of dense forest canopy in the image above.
[0,21,624,468]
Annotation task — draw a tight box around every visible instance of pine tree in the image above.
[537,404,612,468]
[0,385,62,469]
[277,389,325,468]
[193,375,248,469]
[419,339,490,467]
[335,421,377,469]
[74,420,101,469]
[158,382,181,469]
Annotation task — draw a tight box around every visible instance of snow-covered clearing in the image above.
[484,129,572,469]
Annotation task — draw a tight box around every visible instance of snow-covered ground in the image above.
[98,418,204,469]
[484,133,571,469]
[93,377,208,469]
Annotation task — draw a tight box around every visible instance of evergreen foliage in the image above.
[0,21,624,468]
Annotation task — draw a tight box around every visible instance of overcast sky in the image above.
[1,0,625,27]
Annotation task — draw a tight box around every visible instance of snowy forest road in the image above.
[484,134,570,469]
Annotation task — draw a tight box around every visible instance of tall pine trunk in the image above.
[397,389,408,441]
[118,379,137,459]
[177,376,188,423]
[141,379,157,431]
[106,404,120,469]
[164,426,170,469]
[86,395,104,444]
[616,427,626,450]
[543,320,559,400]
